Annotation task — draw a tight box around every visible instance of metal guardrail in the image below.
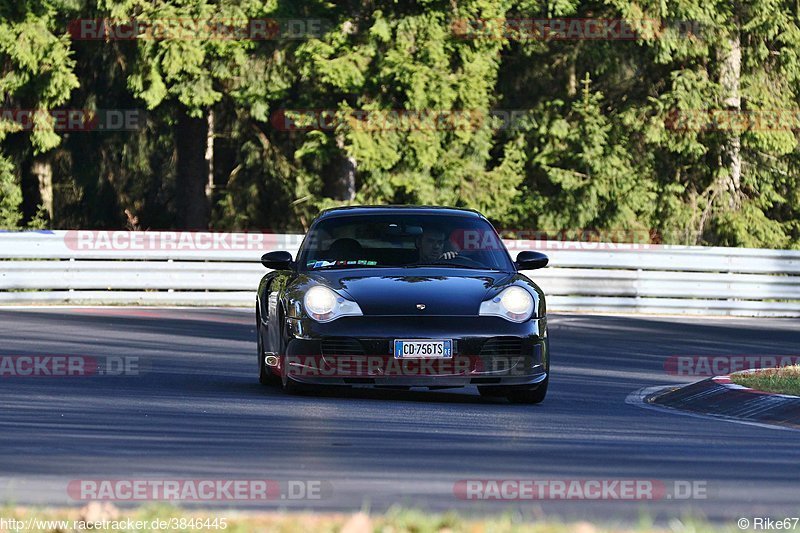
[2,230,800,316]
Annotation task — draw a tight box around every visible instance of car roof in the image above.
[316,205,484,220]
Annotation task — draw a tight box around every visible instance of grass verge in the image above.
[0,504,756,532]
[730,365,800,396]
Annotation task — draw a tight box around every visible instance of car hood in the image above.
[302,268,515,316]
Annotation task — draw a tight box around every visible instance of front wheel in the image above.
[257,309,278,386]
[506,377,548,404]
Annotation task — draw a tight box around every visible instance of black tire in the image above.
[272,306,307,395]
[257,308,278,386]
[506,377,548,404]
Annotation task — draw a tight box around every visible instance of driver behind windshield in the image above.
[416,227,459,263]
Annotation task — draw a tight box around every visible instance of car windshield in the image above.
[298,213,515,271]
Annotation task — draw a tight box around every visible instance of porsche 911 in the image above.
[256,205,550,403]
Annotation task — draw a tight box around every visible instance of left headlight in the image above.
[479,286,535,322]
[303,285,363,322]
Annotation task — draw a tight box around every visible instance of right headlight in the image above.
[303,285,363,322]
[479,286,535,322]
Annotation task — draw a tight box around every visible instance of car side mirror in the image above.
[515,251,549,270]
[261,251,294,270]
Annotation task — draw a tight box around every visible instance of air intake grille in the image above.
[320,338,365,357]
[479,337,523,357]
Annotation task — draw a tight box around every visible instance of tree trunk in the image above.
[175,108,210,229]
[323,136,356,201]
[205,110,215,198]
[21,155,52,223]
[719,32,742,208]
[566,46,579,98]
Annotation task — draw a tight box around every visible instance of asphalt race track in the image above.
[0,307,798,523]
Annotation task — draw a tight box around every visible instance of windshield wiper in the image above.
[411,263,492,270]
[307,264,385,270]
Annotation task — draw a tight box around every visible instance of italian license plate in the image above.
[394,339,453,359]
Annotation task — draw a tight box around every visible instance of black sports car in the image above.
[256,206,550,403]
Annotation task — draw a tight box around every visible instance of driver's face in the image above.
[420,231,446,260]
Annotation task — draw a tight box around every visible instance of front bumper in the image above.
[275,315,548,388]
